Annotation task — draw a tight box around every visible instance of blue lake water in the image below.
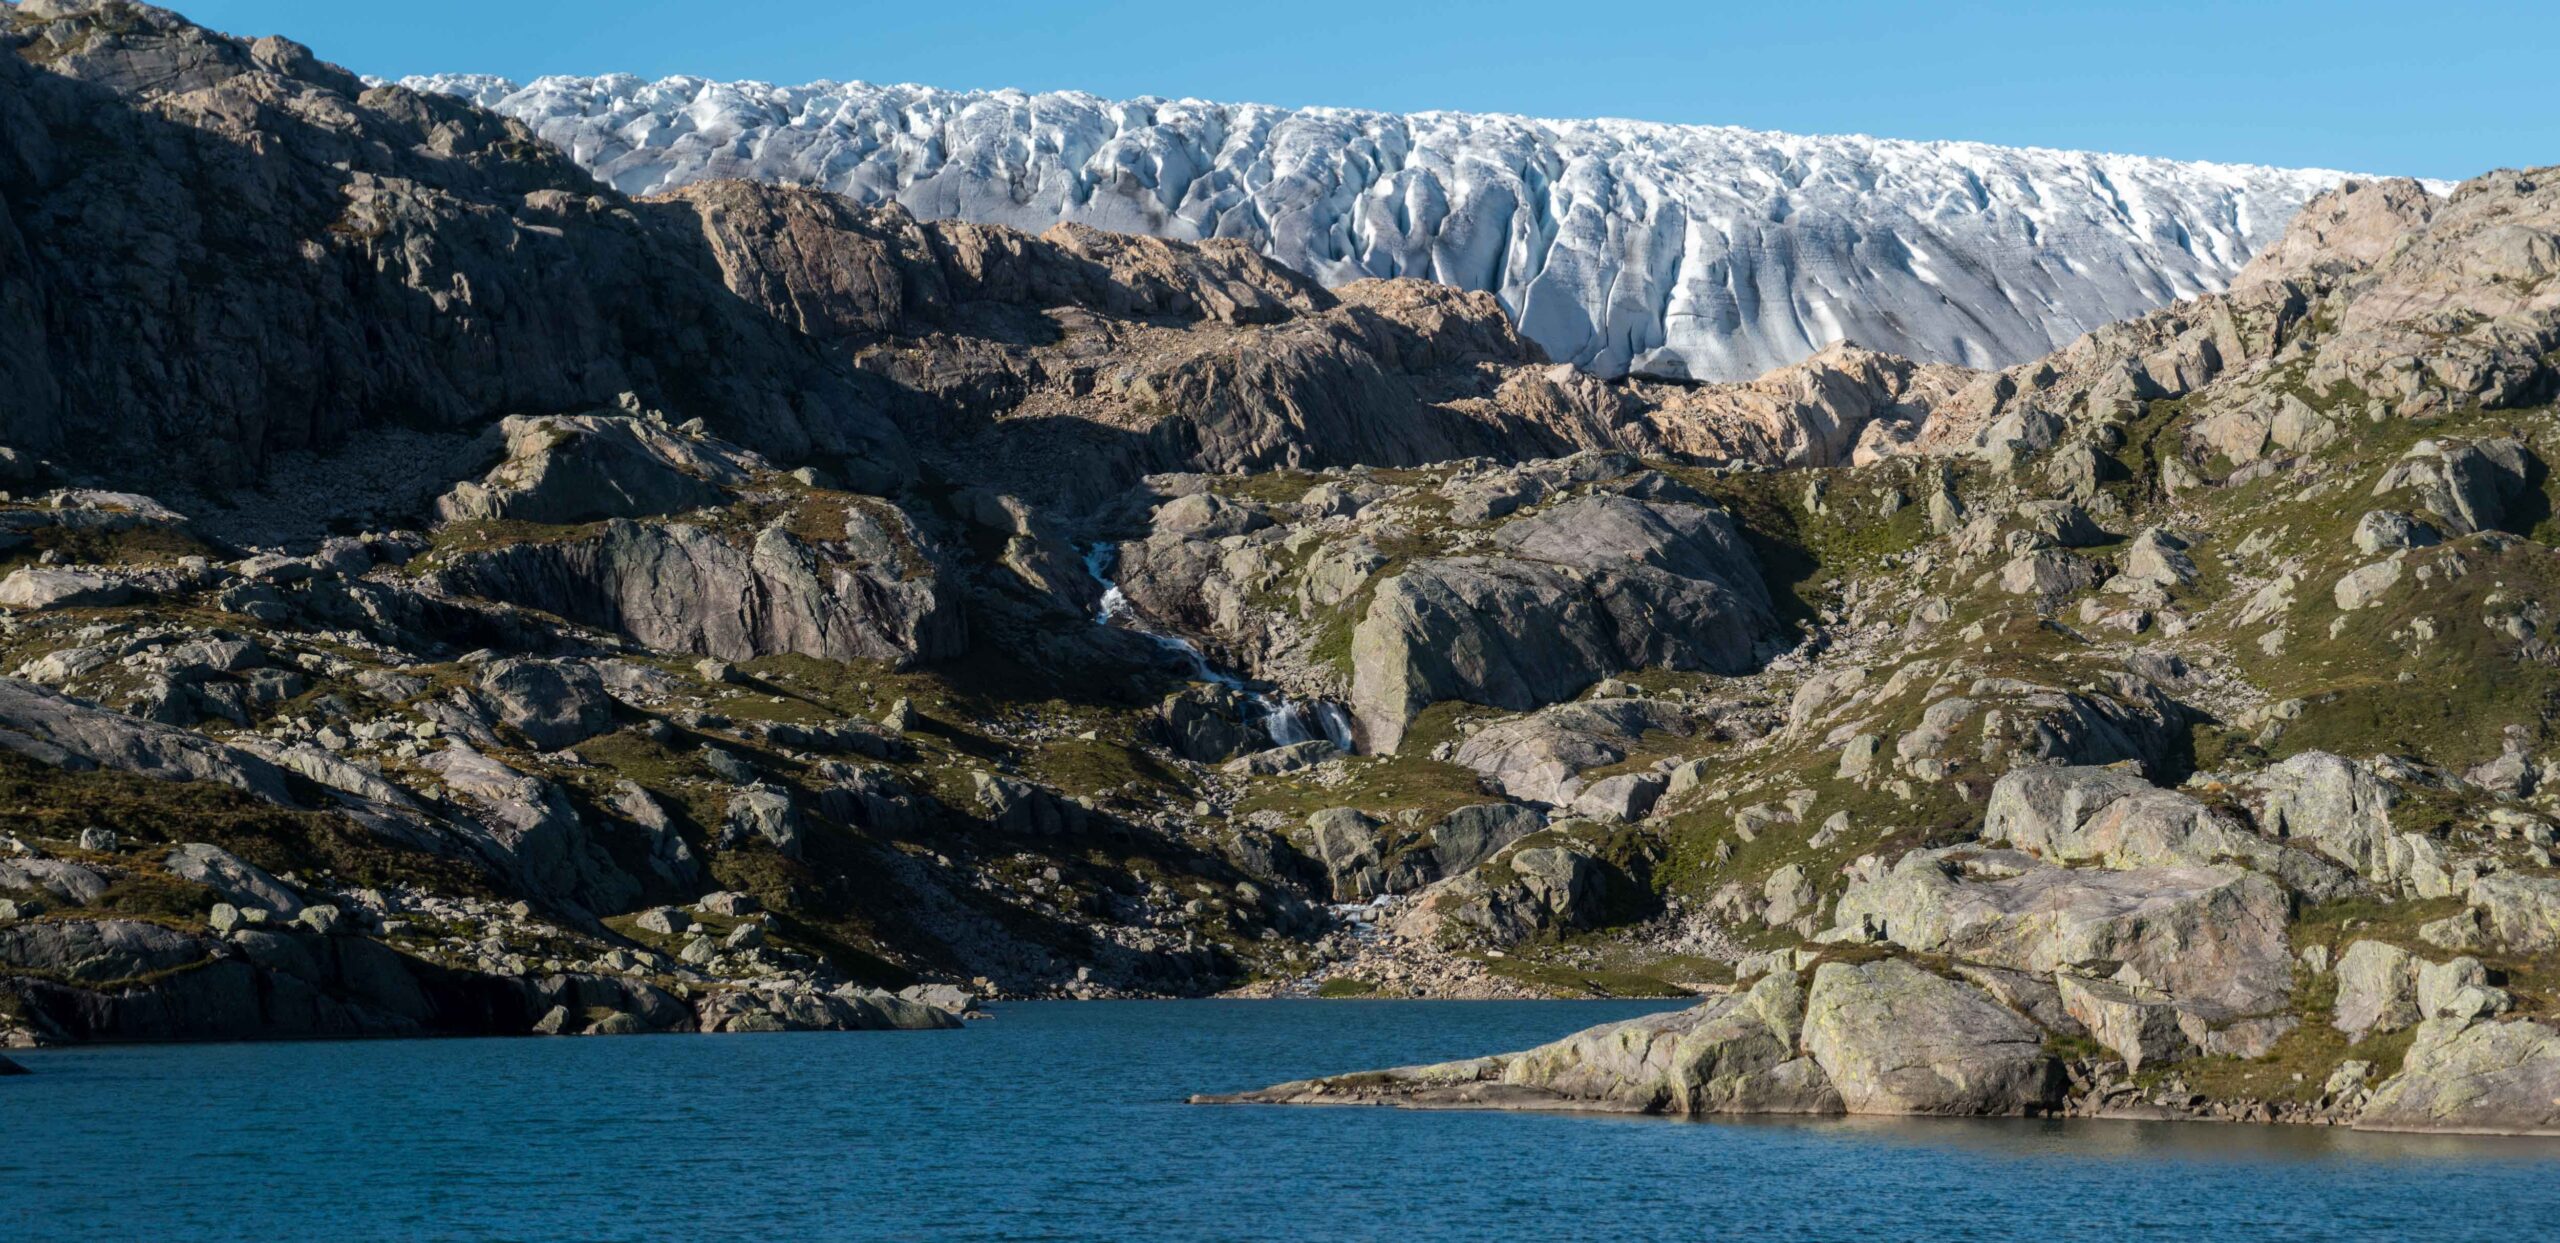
[8,999,2559,1241]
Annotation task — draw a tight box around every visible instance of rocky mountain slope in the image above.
[405,71,2352,381]
[5,1,2560,1137]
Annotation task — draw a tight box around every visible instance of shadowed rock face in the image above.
[0,916,953,1043]
[431,518,965,668]
[436,414,754,526]
[0,2,911,497]
[1349,493,1778,752]
[657,180,1333,339]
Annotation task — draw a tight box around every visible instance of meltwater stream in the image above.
[1083,543,1353,751]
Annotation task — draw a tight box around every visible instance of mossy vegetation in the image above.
[0,751,491,898]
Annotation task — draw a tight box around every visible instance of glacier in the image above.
[407,73,2352,380]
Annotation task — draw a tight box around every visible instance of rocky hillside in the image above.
[1197,168,2560,1134]
[4,2,2560,1136]
[406,70,2352,381]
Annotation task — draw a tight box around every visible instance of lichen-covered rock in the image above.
[1834,848,2293,1013]
[1985,765,2352,898]
[474,657,614,751]
[1762,864,1818,927]
[2465,873,2560,953]
[1349,496,1773,752]
[721,785,806,859]
[2357,1019,2560,1135]
[2248,751,2399,880]
[2331,940,2421,1039]
[2056,975,2193,1073]
[1800,958,2062,1115]
[161,843,304,917]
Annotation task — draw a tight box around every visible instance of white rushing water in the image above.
[1083,544,1353,751]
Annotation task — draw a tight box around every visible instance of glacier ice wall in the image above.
[408,73,2349,380]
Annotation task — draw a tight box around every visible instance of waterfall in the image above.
[1085,543,1354,753]
[1262,699,1356,751]
[1082,544,1243,691]
[1263,701,1314,747]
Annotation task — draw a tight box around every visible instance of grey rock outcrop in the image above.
[695,985,962,1033]
[1800,959,2062,1115]
[2358,1019,2560,1135]
[0,918,208,985]
[160,843,304,917]
[474,658,614,751]
[1350,495,1774,752]
[1452,698,1697,805]
[1420,804,1544,877]
[1300,809,1383,901]
[0,567,136,611]
[720,785,806,859]
[416,745,638,912]
[433,516,962,668]
[0,677,295,804]
[436,412,755,525]
[1834,848,2294,1013]
[1195,973,1839,1116]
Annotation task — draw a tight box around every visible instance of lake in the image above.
[8,999,2557,1240]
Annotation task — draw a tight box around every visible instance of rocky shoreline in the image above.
[1196,956,2560,1136]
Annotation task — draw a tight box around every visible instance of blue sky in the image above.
[168,0,2546,180]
